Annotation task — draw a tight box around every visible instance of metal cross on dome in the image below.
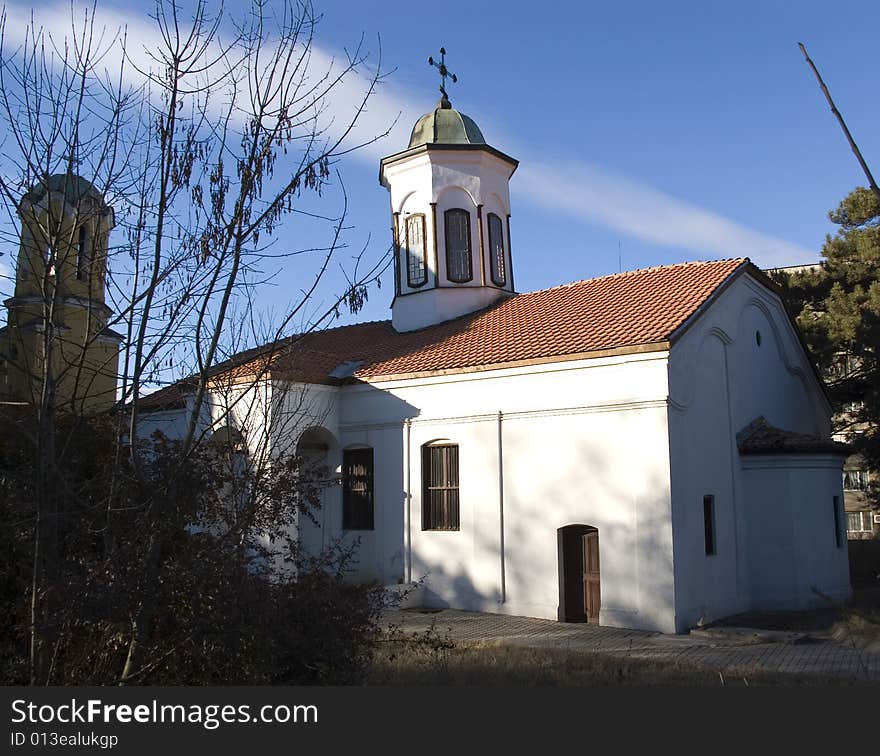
[428,47,457,100]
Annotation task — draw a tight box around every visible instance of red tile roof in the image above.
[140,257,750,406]
[266,257,747,381]
[737,416,849,456]
[135,380,194,411]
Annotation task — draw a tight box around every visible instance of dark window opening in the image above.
[405,214,427,287]
[77,226,90,280]
[832,495,842,548]
[43,243,56,278]
[703,495,716,555]
[444,209,472,283]
[843,469,870,491]
[343,448,374,531]
[755,330,762,347]
[422,443,460,530]
[488,212,506,286]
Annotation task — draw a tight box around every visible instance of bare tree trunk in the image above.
[799,42,880,203]
[31,364,58,685]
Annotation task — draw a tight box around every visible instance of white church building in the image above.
[142,89,851,634]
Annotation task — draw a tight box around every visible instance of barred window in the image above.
[488,213,506,286]
[343,448,374,531]
[405,214,427,287]
[846,511,873,533]
[422,443,459,531]
[843,469,870,491]
[444,209,472,283]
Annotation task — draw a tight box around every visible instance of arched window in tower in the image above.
[405,213,427,287]
[488,213,506,286]
[76,225,91,280]
[444,208,472,283]
[41,240,56,278]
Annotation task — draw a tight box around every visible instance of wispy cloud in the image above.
[1,2,157,73]
[511,159,815,267]
[312,56,816,268]
[3,2,815,269]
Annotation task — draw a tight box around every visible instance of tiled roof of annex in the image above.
[737,416,849,456]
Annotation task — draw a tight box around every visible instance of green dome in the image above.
[408,96,486,149]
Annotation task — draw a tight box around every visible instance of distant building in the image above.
[0,174,122,412]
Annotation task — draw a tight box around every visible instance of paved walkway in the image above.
[383,609,880,682]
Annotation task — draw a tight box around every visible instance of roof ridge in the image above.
[517,257,750,297]
[235,260,750,349]
[295,317,392,337]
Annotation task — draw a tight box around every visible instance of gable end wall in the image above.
[667,272,840,630]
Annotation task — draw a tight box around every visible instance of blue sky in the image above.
[2,0,878,330]
[314,0,880,324]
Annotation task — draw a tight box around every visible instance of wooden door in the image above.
[582,531,600,625]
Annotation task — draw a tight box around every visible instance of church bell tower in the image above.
[0,174,121,412]
[380,49,519,332]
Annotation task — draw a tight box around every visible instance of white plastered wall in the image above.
[331,350,679,632]
[740,455,850,608]
[667,272,849,630]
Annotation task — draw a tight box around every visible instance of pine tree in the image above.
[773,187,880,508]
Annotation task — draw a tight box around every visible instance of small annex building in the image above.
[141,89,851,633]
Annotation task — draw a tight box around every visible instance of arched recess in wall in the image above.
[668,327,732,412]
[484,191,509,217]
[295,426,340,548]
[207,425,250,521]
[741,298,805,377]
[435,185,478,210]
[737,297,818,433]
[396,189,426,215]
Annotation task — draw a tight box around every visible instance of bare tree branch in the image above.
[799,42,880,203]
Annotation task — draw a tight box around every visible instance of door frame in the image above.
[557,524,600,623]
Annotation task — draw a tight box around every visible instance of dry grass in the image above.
[830,593,880,652]
[366,641,868,687]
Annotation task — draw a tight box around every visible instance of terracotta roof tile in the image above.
[140,258,749,405]
[263,257,747,381]
[737,416,849,456]
[135,379,195,410]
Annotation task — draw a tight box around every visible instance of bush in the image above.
[0,413,388,685]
